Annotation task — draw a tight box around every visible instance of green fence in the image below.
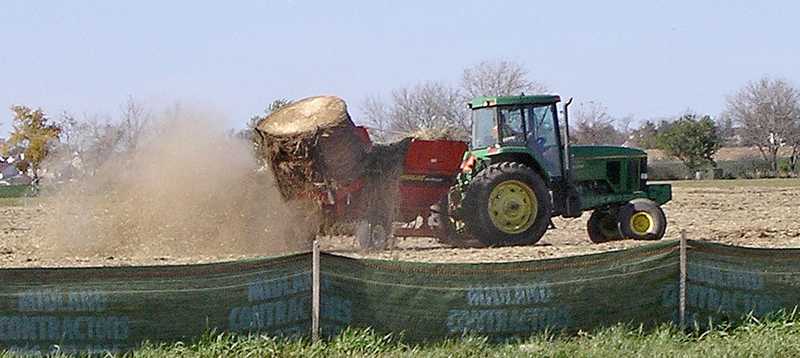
[683,240,800,327]
[3,239,800,354]
[0,253,310,355]
[320,240,678,341]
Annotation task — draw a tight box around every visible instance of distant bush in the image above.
[648,161,691,181]
[649,157,792,181]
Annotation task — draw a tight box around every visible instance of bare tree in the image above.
[118,96,152,153]
[359,85,468,142]
[50,112,121,177]
[359,59,545,142]
[725,77,800,173]
[48,97,153,179]
[360,94,392,142]
[790,117,800,175]
[571,101,625,145]
[391,82,468,137]
[461,59,547,99]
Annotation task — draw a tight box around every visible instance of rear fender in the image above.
[485,152,551,183]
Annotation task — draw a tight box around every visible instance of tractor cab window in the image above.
[498,107,526,145]
[526,105,562,176]
[471,107,497,149]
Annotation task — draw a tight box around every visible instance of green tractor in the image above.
[445,95,672,246]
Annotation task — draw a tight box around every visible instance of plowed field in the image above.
[1,179,799,267]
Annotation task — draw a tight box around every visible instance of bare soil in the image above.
[320,179,800,263]
[1,179,799,267]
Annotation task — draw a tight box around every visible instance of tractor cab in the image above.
[469,95,563,179]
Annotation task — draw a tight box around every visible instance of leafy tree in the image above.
[4,106,62,179]
[656,114,722,172]
[628,120,659,149]
[628,119,676,149]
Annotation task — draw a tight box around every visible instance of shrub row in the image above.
[648,157,796,181]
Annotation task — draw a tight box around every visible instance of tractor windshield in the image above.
[471,107,496,149]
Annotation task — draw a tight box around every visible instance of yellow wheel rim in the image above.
[630,212,654,235]
[488,180,537,234]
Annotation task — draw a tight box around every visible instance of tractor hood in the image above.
[570,145,647,160]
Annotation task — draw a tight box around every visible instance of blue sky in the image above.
[0,0,797,135]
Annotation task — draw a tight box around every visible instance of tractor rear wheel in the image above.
[587,209,624,243]
[463,162,551,246]
[617,199,667,240]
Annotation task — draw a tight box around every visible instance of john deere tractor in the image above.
[446,95,671,246]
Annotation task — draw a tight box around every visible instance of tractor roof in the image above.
[469,94,561,109]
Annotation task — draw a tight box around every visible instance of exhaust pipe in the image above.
[562,97,582,218]
[562,97,574,176]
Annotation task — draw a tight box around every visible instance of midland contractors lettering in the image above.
[0,289,128,354]
[662,261,780,323]
[227,273,353,337]
[447,283,569,334]
[228,273,311,336]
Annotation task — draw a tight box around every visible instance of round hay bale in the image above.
[256,96,368,200]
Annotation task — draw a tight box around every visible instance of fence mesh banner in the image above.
[685,240,800,326]
[0,253,311,355]
[14,237,800,353]
[320,240,679,341]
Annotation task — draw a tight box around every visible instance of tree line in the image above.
[0,96,152,180]
[2,61,799,181]
[354,60,800,175]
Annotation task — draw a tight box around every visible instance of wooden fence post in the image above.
[312,240,320,342]
[679,230,687,329]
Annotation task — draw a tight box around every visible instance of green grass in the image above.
[16,314,800,357]
[0,184,35,199]
[669,177,800,188]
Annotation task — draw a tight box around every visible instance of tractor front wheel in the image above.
[617,199,667,240]
[463,162,551,246]
[587,209,624,244]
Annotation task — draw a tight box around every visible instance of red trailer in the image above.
[320,127,467,241]
[394,139,467,238]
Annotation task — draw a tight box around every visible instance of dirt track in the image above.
[1,179,799,267]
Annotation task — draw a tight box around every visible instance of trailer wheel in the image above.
[618,199,667,240]
[430,198,455,244]
[463,162,551,246]
[432,197,485,248]
[587,209,623,243]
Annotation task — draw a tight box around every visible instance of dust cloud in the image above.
[35,107,320,261]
